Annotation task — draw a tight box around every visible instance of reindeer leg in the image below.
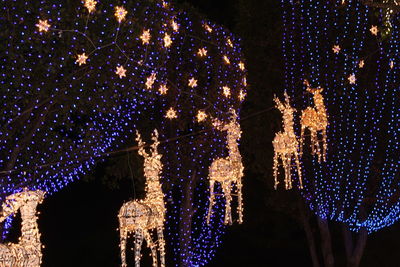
[294,151,303,189]
[206,179,216,224]
[322,128,327,162]
[157,225,166,267]
[273,153,279,190]
[300,125,305,157]
[134,229,144,267]
[222,181,233,225]
[315,131,322,163]
[119,227,128,267]
[143,229,158,267]
[285,155,292,190]
[237,180,243,224]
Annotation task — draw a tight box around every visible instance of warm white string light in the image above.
[0,190,46,267]
[207,109,244,225]
[272,92,302,190]
[300,80,328,163]
[118,130,166,267]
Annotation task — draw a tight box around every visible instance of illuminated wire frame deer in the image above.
[273,92,303,190]
[118,130,166,267]
[300,80,328,163]
[0,190,46,267]
[206,109,244,225]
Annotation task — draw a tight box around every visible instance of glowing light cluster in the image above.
[206,109,244,225]
[273,93,303,190]
[0,190,45,267]
[119,130,166,267]
[282,0,400,233]
[300,80,328,163]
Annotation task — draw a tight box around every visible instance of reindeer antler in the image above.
[274,94,285,112]
[136,130,149,158]
[151,129,160,155]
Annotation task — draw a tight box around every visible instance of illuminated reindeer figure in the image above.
[300,80,328,163]
[207,109,244,225]
[0,190,45,267]
[118,130,166,267]
[273,92,303,190]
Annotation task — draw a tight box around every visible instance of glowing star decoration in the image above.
[140,29,151,45]
[348,73,356,84]
[238,61,245,71]
[300,80,328,163]
[370,25,378,36]
[222,86,231,98]
[0,190,46,267]
[158,84,168,95]
[196,110,207,122]
[84,0,97,13]
[171,20,179,32]
[115,65,127,79]
[188,77,198,88]
[76,53,88,66]
[223,55,231,65]
[227,38,233,47]
[145,73,157,89]
[207,109,244,225]
[390,61,394,69]
[332,45,341,54]
[359,60,365,68]
[115,6,127,23]
[197,48,207,57]
[238,90,246,101]
[119,130,166,267]
[36,19,50,32]
[163,33,172,48]
[204,24,213,33]
[272,92,302,190]
[165,107,177,119]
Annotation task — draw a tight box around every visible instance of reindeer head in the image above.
[304,80,325,107]
[212,108,242,141]
[0,190,46,221]
[274,92,295,132]
[136,129,163,182]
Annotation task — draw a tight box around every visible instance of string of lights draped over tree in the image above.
[0,0,174,232]
[1,0,248,265]
[158,9,247,266]
[282,0,400,233]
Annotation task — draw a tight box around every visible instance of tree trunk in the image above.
[317,217,335,267]
[299,201,320,267]
[179,173,195,267]
[343,225,368,267]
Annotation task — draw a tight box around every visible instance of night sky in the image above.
[4,0,400,266]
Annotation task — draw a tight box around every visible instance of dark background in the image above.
[6,0,400,266]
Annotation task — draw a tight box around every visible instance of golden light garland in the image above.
[207,109,244,225]
[272,92,303,190]
[0,190,46,267]
[300,80,328,163]
[118,130,166,267]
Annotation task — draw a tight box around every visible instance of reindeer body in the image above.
[273,93,302,190]
[300,84,328,162]
[207,110,244,225]
[118,130,166,267]
[0,190,45,267]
